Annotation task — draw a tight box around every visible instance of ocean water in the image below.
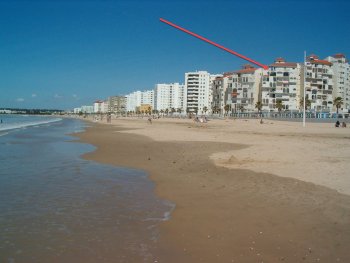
[0,115,173,263]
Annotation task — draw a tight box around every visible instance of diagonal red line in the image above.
[160,18,268,70]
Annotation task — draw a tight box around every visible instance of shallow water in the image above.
[0,117,173,263]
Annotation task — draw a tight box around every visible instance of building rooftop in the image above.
[333,53,346,59]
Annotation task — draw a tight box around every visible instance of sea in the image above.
[0,114,174,263]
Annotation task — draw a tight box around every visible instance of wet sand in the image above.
[77,117,350,262]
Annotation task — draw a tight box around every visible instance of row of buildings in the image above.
[74,53,350,116]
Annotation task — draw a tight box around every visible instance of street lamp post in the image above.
[303,51,306,128]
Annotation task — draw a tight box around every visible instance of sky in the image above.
[1,0,349,110]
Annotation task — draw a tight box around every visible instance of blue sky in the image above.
[1,0,349,109]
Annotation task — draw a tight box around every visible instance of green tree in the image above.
[255,101,262,113]
[275,100,284,113]
[333,97,343,114]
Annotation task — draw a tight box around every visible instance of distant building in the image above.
[227,65,263,113]
[81,105,94,114]
[126,91,142,112]
[93,100,108,113]
[125,90,154,112]
[325,54,350,111]
[184,71,215,114]
[212,72,232,114]
[304,54,334,112]
[136,104,152,114]
[73,108,81,114]
[154,83,184,112]
[107,96,126,114]
[141,90,154,107]
[261,58,301,112]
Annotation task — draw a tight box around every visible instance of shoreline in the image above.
[76,117,350,262]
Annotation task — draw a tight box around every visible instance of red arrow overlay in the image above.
[160,18,268,70]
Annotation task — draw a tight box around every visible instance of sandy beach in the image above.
[77,117,350,262]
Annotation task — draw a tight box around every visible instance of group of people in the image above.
[193,116,208,123]
[335,120,347,128]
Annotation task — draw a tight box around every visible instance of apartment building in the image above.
[154,83,184,111]
[141,90,154,107]
[261,58,301,112]
[126,91,142,112]
[212,72,233,114]
[325,54,350,111]
[304,54,334,112]
[185,71,219,114]
[228,65,263,113]
[93,100,108,113]
[107,96,126,114]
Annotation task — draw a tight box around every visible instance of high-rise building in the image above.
[93,100,108,113]
[230,65,263,113]
[261,58,301,112]
[325,54,350,111]
[212,72,232,114]
[304,54,334,112]
[126,91,142,112]
[185,71,214,114]
[141,90,154,107]
[107,96,126,114]
[154,83,184,112]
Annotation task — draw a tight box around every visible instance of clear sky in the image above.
[1,0,349,110]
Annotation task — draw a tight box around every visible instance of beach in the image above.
[77,117,350,262]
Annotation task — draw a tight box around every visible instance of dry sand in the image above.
[77,117,350,262]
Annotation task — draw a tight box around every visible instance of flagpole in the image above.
[303,51,306,128]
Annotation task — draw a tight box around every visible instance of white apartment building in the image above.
[229,65,263,112]
[141,90,154,107]
[154,83,184,111]
[126,90,154,112]
[325,53,350,111]
[184,71,215,114]
[212,72,232,114]
[81,105,94,114]
[304,54,334,112]
[261,58,301,112]
[93,100,108,113]
[126,91,142,112]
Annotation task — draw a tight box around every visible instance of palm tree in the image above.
[171,107,176,115]
[238,105,244,112]
[147,106,152,115]
[333,97,343,115]
[275,100,284,113]
[255,101,262,113]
